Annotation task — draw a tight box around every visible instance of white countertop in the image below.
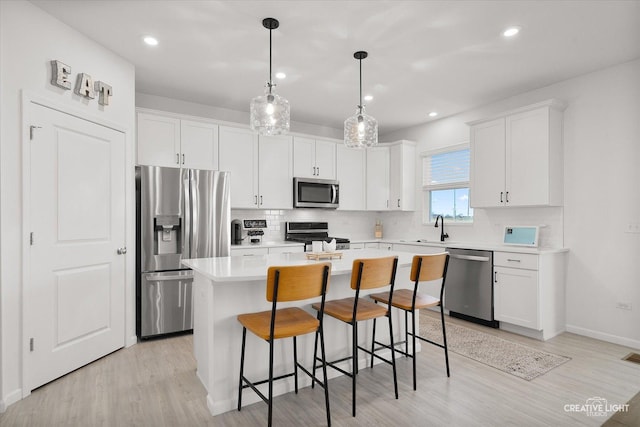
[352,238,568,254]
[183,248,415,282]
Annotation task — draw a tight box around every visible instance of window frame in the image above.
[421,142,473,225]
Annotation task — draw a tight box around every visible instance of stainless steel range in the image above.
[285,222,350,251]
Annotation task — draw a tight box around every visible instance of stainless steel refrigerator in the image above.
[136,166,230,339]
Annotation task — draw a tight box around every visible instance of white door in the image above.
[26,102,126,391]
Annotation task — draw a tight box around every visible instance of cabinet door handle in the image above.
[176,153,180,164]
[317,166,320,176]
[254,195,258,205]
[397,199,400,208]
[182,153,185,164]
[260,195,263,205]
[506,191,509,203]
[506,258,521,263]
[313,166,316,176]
[494,271,498,283]
[500,192,504,203]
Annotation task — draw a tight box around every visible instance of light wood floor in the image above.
[1,312,638,426]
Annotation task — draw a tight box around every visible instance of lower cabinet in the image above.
[493,251,566,340]
[230,245,304,256]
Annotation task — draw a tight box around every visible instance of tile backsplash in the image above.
[231,206,564,248]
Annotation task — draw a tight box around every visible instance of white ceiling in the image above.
[31,0,640,134]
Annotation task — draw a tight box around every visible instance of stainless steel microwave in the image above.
[293,177,339,209]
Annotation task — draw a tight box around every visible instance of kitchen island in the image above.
[182,249,419,416]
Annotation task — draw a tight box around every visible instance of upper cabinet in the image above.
[366,145,390,210]
[365,140,416,211]
[389,140,416,211]
[293,136,336,179]
[469,99,566,208]
[137,111,218,170]
[218,126,292,209]
[336,144,366,211]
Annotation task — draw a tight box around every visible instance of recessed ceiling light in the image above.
[428,111,438,117]
[275,72,286,79]
[364,95,373,102]
[502,27,520,37]
[143,36,158,46]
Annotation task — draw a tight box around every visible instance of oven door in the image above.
[294,177,339,208]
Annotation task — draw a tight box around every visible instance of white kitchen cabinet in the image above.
[219,126,259,209]
[389,141,416,211]
[267,245,305,254]
[230,245,304,256]
[293,136,336,179]
[364,242,392,250]
[137,112,181,168]
[493,251,566,340]
[137,112,218,170]
[336,144,366,211]
[349,243,365,249]
[258,134,293,209]
[392,243,446,255]
[180,119,219,170]
[230,247,269,256]
[219,126,293,209]
[469,99,565,208]
[366,146,390,210]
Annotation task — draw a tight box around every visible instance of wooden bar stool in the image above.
[370,252,450,390]
[237,263,332,427]
[311,256,399,417]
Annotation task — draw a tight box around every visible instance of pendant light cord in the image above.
[269,27,273,90]
[359,57,363,112]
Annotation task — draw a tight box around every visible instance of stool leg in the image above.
[412,310,417,390]
[293,336,299,393]
[405,310,409,356]
[370,317,377,369]
[238,327,247,411]
[352,320,357,417]
[388,313,398,399]
[441,305,450,377]
[268,337,274,427]
[319,325,331,427]
[312,329,319,389]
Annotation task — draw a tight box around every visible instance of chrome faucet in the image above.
[434,215,449,242]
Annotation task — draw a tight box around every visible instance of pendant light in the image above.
[344,51,378,148]
[250,17,290,136]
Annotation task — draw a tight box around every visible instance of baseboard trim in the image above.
[126,335,137,348]
[566,324,640,350]
[1,388,23,412]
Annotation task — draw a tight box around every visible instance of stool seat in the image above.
[370,289,440,311]
[238,307,320,340]
[312,297,388,323]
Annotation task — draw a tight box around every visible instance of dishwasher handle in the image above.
[449,254,491,262]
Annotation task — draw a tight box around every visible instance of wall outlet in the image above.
[616,302,633,310]
[625,223,640,233]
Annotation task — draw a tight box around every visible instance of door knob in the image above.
[117,247,127,255]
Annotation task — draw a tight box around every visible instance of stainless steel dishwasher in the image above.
[444,248,498,328]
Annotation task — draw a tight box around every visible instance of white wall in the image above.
[0,0,136,409]
[383,59,640,348]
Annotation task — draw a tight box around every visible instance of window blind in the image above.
[422,148,470,190]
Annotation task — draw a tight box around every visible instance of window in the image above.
[422,144,473,223]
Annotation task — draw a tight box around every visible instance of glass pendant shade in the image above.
[344,51,378,148]
[250,85,290,135]
[250,17,290,136]
[344,107,378,148]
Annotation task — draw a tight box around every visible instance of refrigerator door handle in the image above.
[182,172,191,259]
[190,171,199,258]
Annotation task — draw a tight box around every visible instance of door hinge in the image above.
[30,232,34,245]
[30,338,34,352]
[29,125,42,141]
